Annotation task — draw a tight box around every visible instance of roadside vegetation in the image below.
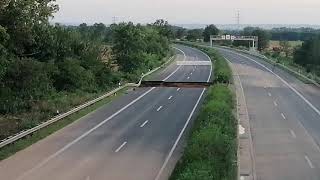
[173,25,320,83]
[170,45,237,180]
[0,1,172,140]
[0,87,128,160]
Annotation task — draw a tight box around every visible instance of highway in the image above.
[217,47,320,180]
[0,45,212,180]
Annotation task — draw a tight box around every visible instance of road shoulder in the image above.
[228,60,256,180]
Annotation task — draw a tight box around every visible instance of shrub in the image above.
[171,85,237,180]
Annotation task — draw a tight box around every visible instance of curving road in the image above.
[0,45,212,180]
[217,47,320,180]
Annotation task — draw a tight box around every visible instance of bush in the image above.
[0,58,54,114]
[171,85,237,180]
[212,52,232,84]
[55,58,96,92]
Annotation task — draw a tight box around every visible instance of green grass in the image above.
[0,88,128,160]
[170,43,237,180]
[170,85,237,180]
[0,53,173,160]
[269,40,303,48]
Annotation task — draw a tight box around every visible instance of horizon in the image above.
[53,0,320,26]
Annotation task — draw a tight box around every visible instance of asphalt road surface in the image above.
[217,47,320,180]
[0,45,212,180]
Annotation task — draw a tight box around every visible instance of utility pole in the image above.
[112,16,118,24]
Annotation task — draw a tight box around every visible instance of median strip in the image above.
[169,44,237,180]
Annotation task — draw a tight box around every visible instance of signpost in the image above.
[210,35,258,50]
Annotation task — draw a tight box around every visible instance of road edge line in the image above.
[225,57,257,180]
[155,46,212,180]
[15,48,187,179]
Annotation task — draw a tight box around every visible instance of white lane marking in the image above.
[268,92,272,97]
[225,57,257,179]
[140,120,149,128]
[187,76,190,79]
[16,87,156,180]
[290,129,296,138]
[162,64,181,81]
[304,155,315,169]
[225,49,320,117]
[115,141,127,153]
[224,49,320,155]
[156,106,163,112]
[162,47,187,81]
[154,88,206,180]
[155,48,212,180]
[168,96,173,100]
[185,46,212,82]
[177,88,180,91]
[17,48,188,180]
[273,101,278,107]
[281,113,286,120]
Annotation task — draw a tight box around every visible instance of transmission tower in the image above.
[112,16,118,24]
[236,10,240,26]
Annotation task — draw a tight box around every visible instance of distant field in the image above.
[269,40,303,49]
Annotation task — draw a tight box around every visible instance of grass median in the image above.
[170,44,237,180]
[170,84,237,180]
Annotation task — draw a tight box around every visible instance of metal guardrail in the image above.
[219,46,320,88]
[0,56,175,149]
[176,41,320,88]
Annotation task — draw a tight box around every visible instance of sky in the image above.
[53,0,320,25]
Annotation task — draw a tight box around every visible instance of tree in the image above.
[152,19,173,39]
[253,29,270,50]
[294,35,320,74]
[203,24,219,42]
[112,22,169,74]
[242,27,270,50]
[0,25,9,54]
[186,29,203,41]
[0,0,59,55]
[112,22,146,73]
[279,41,290,57]
[175,28,187,39]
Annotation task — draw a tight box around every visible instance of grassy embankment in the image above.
[171,43,237,180]
[0,53,173,161]
[0,88,129,161]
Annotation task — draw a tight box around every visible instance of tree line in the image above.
[0,0,171,136]
[176,25,319,76]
